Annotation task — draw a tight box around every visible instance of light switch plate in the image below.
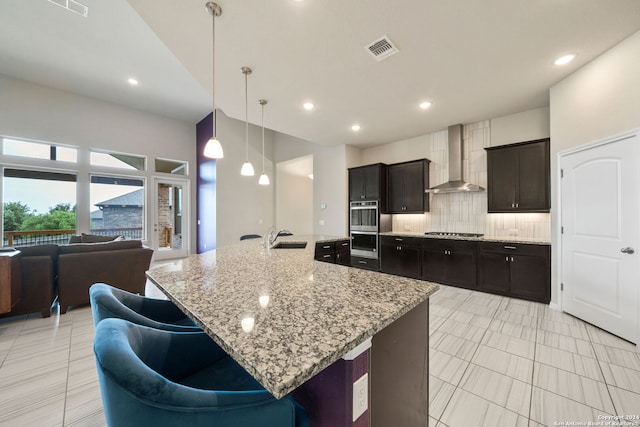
[352,373,368,422]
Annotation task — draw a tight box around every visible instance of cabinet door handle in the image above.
[323,245,331,249]
[511,256,514,262]
[323,254,332,258]
[505,256,509,262]
[621,247,635,254]
[395,238,403,242]
[504,245,517,250]
[358,260,367,264]
[341,242,349,247]
[515,203,519,208]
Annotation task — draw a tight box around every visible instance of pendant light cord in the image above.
[211,7,216,139]
[261,102,265,173]
[245,71,249,161]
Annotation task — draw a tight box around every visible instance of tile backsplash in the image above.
[391,120,551,241]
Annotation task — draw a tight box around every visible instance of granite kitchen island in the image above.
[146,234,438,427]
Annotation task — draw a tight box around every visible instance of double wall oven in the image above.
[350,201,379,259]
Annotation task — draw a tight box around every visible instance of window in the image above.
[90,150,145,171]
[90,175,145,240]
[2,168,77,246]
[155,158,187,175]
[2,137,77,162]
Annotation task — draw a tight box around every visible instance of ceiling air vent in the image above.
[47,0,88,18]
[365,35,399,62]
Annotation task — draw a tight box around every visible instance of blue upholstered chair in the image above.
[94,318,309,427]
[89,283,200,332]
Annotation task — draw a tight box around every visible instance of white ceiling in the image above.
[1,0,639,148]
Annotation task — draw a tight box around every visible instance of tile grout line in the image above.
[61,308,75,427]
[527,310,540,426]
[434,292,507,425]
[585,323,619,416]
[0,315,27,370]
[430,290,477,425]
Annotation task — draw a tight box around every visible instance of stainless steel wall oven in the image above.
[350,231,378,259]
[350,201,378,232]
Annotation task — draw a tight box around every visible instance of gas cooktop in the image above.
[424,232,484,238]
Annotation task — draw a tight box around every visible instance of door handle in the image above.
[621,247,635,254]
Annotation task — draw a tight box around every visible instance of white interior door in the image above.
[560,132,639,345]
[152,178,188,260]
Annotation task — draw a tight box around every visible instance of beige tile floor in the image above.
[1,282,639,426]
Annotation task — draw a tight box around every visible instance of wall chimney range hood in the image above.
[426,124,484,194]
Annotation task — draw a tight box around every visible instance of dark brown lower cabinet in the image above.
[380,236,422,279]
[477,242,550,303]
[315,239,351,266]
[422,239,477,289]
[351,256,379,271]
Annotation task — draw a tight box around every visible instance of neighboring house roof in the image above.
[95,188,143,208]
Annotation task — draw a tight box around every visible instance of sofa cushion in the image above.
[59,239,142,255]
[80,233,123,243]
[16,244,59,260]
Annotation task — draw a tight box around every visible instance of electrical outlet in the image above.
[352,373,368,422]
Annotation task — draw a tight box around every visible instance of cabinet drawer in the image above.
[351,256,379,271]
[315,242,336,256]
[423,238,477,251]
[478,241,549,258]
[335,239,351,251]
[380,235,422,247]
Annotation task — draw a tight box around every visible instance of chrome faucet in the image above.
[264,226,277,248]
[264,226,292,248]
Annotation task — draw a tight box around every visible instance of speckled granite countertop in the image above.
[381,231,551,245]
[146,234,438,399]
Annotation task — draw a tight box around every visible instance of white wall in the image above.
[0,74,198,253]
[275,162,313,235]
[215,110,275,247]
[549,30,640,307]
[491,107,550,147]
[274,134,352,237]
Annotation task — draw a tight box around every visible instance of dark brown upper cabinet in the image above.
[349,163,386,202]
[386,159,430,213]
[485,138,550,213]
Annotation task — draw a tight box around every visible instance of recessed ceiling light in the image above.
[554,54,576,66]
[128,78,139,86]
[419,101,432,110]
[351,124,361,132]
[303,102,314,110]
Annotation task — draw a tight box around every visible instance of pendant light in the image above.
[258,99,270,185]
[240,66,255,176]
[203,2,223,159]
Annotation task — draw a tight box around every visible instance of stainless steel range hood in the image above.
[425,124,485,194]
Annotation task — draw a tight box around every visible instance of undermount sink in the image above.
[272,242,308,249]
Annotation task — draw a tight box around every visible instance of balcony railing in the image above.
[3,228,143,247]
